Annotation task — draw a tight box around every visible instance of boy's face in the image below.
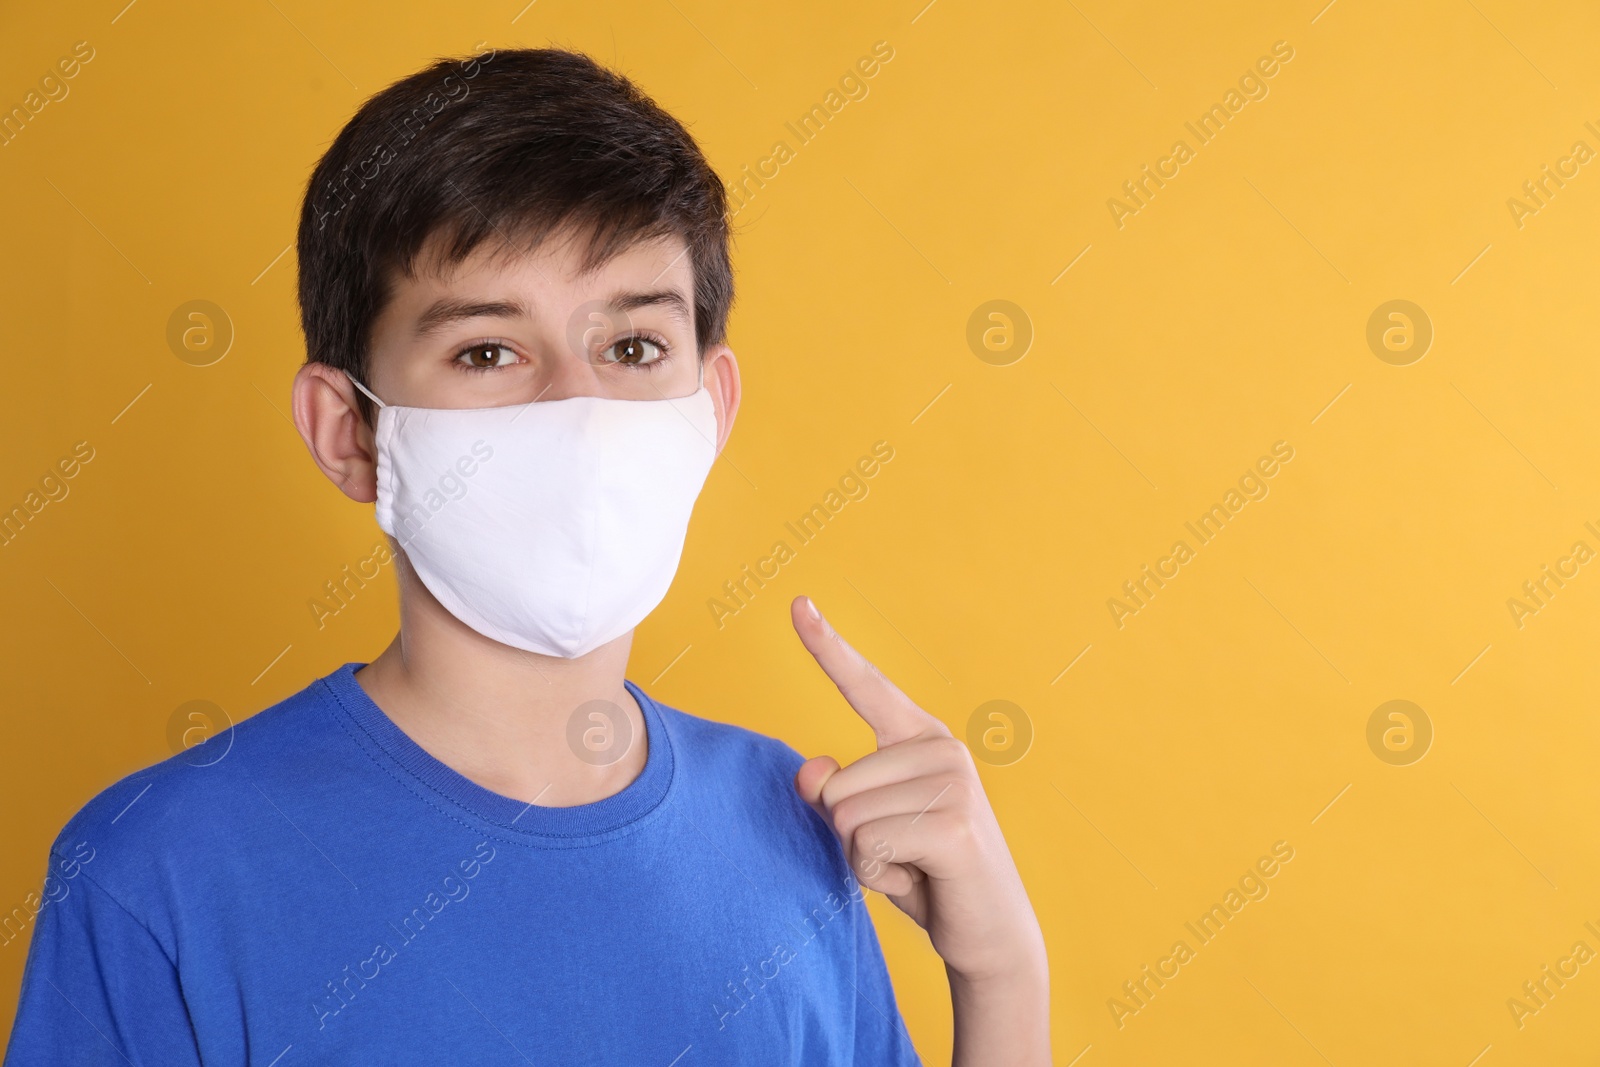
[365,226,718,411]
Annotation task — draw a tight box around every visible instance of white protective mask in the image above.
[346,369,718,658]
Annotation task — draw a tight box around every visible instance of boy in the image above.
[4,47,1049,1065]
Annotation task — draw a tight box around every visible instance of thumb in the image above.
[794,754,842,831]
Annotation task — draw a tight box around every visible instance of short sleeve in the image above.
[3,853,202,1067]
[849,896,923,1065]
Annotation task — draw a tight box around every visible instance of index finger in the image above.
[790,595,949,748]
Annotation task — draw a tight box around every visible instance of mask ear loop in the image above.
[344,370,387,409]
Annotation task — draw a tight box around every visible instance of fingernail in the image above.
[805,597,821,622]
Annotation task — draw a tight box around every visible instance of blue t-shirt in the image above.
[3,663,922,1066]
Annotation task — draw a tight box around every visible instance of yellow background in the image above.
[3,0,1598,1063]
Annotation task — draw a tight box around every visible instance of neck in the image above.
[351,559,648,808]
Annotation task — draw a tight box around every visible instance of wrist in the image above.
[946,943,1048,991]
[945,914,1049,987]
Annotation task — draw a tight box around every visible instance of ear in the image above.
[701,343,741,456]
[291,362,378,503]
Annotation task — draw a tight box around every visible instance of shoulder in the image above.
[42,669,345,900]
[644,688,808,783]
[641,686,847,872]
[643,687,832,831]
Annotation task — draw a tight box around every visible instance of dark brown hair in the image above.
[295,46,734,423]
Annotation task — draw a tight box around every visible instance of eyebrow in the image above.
[609,287,693,329]
[414,297,532,338]
[412,288,693,338]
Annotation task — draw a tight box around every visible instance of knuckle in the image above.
[938,809,977,849]
[854,837,893,881]
[850,821,889,863]
[931,734,975,772]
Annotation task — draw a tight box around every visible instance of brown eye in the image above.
[456,343,515,369]
[601,336,664,367]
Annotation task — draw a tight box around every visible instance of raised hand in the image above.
[789,594,1051,1066]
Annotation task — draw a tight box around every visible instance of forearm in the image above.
[948,948,1052,1067]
